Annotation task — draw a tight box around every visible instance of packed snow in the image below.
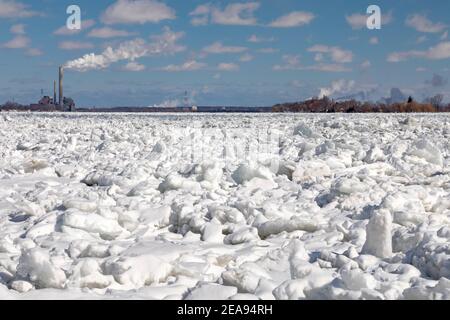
[0,112,449,300]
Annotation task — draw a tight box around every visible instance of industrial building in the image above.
[29,66,76,112]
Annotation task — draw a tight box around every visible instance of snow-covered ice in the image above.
[0,112,450,300]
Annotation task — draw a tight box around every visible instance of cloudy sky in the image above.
[1,0,449,107]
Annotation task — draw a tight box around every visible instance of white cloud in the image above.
[346,11,393,29]
[257,47,279,54]
[123,61,146,71]
[290,80,303,88]
[217,62,240,71]
[345,14,366,30]
[239,53,254,62]
[273,54,306,70]
[387,51,419,63]
[101,0,175,25]
[416,35,428,44]
[0,0,39,18]
[203,42,247,54]
[53,19,96,36]
[441,31,448,40]
[88,27,135,38]
[273,54,350,72]
[161,60,206,72]
[190,2,260,26]
[314,53,324,62]
[65,27,185,72]
[26,48,43,56]
[2,22,42,54]
[10,24,25,34]
[269,11,315,28]
[248,34,275,43]
[405,14,447,33]
[2,35,29,49]
[307,64,351,72]
[369,37,379,45]
[189,4,211,26]
[319,79,355,98]
[360,60,371,69]
[387,41,450,62]
[416,67,427,72]
[59,41,95,50]
[308,45,353,63]
[278,54,300,68]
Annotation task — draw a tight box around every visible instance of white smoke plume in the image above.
[147,90,198,109]
[64,27,185,72]
[319,79,356,98]
[147,99,180,109]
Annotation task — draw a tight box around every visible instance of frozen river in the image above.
[0,112,449,300]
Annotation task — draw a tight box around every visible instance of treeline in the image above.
[272,97,450,113]
[0,101,62,112]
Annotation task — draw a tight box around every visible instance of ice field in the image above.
[0,112,449,300]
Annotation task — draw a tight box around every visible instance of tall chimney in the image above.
[59,66,64,107]
[53,80,57,106]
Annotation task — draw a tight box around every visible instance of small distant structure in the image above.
[183,91,189,109]
[38,96,54,105]
[63,97,76,112]
[53,80,57,107]
[183,90,197,112]
[59,66,64,108]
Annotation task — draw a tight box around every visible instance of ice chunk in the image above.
[362,209,393,259]
[63,212,124,240]
[185,283,238,300]
[81,172,116,187]
[232,163,274,184]
[294,123,314,138]
[333,177,367,195]
[23,159,49,173]
[63,199,98,212]
[229,293,260,300]
[198,162,223,184]
[158,173,201,193]
[105,254,173,287]
[16,248,67,289]
[139,206,171,227]
[403,278,450,300]
[11,280,33,293]
[340,269,378,291]
[292,161,331,183]
[12,199,45,217]
[201,219,224,243]
[408,139,443,166]
[273,268,335,300]
[224,227,259,245]
[258,217,319,238]
[68,259,113,289]
[364,146,385,163]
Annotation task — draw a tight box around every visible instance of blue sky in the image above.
[0,0,449,107]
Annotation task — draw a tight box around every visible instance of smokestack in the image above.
[59,66,64,107]
[53,80,57,106]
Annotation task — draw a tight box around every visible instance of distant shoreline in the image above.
[2,97,450,113]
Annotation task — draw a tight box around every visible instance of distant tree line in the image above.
[272,95,450,113]
[0,101,61,112]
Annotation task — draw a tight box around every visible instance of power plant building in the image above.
[29,66,75,112]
